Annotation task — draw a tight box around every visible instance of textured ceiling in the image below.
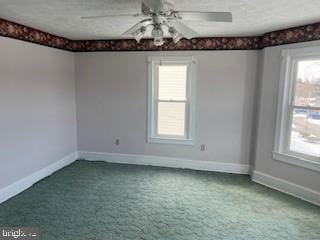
[0,0,320,40]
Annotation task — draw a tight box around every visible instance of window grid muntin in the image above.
[284,56,320,159]
[147,56,195,144]
[154,62,190,139]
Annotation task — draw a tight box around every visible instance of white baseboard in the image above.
[78,151,250,174]
[2,151,317,207]
[252,171,320,206]
[0,152,78,204]
[249,166,255,178]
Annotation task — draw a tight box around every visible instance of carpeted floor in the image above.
[0,160,319,240]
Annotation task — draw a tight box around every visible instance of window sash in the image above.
[154,100,189,139]
[289,58,320,109]
[157,65,188,101]
[275,49,320,163]
[147,56,196,145]
[154,62,190,100]
[285,105,320,160]
[154,62,190,139]
[291,105,320,111]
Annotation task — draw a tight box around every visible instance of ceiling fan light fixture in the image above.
[132,26,146,43]
[152,24,164,46]
[153,37,164,46]
[169,27,183,43]
[83,0,233,47]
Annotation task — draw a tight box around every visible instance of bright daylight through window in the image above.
[157,65,187,136]
[147,56,195,145]
[274,46,320,171]
[290,60,320,156]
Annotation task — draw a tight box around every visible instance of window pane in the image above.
[290,108,320,157]
[294,60,320,107]
[158,65,187,101]
[157,102,186,136]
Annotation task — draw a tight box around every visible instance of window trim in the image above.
[273,46,320,172]
[147,56,196,145]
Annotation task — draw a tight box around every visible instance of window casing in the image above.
[147,56,196,145]
[274,46,320,171]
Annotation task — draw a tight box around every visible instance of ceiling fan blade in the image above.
[81,13,142,20]
[121,19,153,36]
[175,11,232,22]
[167,20,198,39]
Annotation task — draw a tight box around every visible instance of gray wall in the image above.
[254,40,320,192]
[0,37,77,188]
[2,34,318,196]
[75,51,259,165]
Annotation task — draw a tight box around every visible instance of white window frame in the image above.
[274,46,320,172]
[147,56,196,145]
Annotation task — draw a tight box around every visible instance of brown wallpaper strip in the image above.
[1,18,320,51]
[71,37,262,51]
[0,18,73,51]
[261,22,320,47]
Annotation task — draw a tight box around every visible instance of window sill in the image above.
[273,151,320,172]
[147,137,194,146]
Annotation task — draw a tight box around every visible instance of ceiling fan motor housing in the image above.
[82,0,233,46]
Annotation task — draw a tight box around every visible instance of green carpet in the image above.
[0,160,319,240]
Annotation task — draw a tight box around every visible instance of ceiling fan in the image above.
[81,0,232,46]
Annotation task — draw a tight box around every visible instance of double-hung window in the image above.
[274,46,320,171]
[147,56,196,145]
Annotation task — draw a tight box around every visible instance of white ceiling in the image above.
[0,0,320,40]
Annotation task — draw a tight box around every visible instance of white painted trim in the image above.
[147,137,194,145]
[273,151,320,172]
[284,45,320,57]
[273,46,320,171]
[78,151,250,174]
[252,170,320,206]
[0,152,78,204]
[2,150,318,207]
[249,165,255,178]
[147,56,197,145]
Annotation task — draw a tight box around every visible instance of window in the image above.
[274,46,320,171]
[147,56,196,144]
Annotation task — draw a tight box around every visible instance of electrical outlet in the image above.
[200,144,206,151]
[115,139,120,145]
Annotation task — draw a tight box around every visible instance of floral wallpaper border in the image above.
[71,37,262,51]
[1,18,320,52]
[261,22,320,48]
[0,18,73,51]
